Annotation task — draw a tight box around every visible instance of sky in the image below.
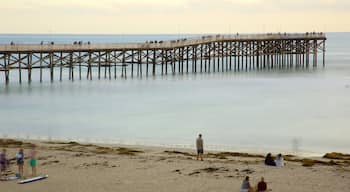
[1,0,349,34]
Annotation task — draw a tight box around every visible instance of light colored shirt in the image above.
[16,153,23,159]
[196,137,203,150]
[275,157,284,167]
[241,180,250,189]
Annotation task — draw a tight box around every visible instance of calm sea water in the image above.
[0,33,349,156]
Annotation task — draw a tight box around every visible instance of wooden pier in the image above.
[0,33,326,84]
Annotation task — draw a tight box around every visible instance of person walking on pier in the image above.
[196,134,204,161]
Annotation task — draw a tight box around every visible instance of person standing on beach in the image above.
[196,134,204,161]
[29,145,38,177]
[0,149,9,173]
[16,148,24,178]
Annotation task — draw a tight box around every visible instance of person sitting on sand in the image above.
[257,177,267,192]
[196,134,204,161]
[264,153,276,166]
[240,176,253,192]
[275,153,284,167]
[29,145,38,177]
[0,149,9,173]
[16,148,24,178]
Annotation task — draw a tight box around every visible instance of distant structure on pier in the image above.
[0,33,326,84]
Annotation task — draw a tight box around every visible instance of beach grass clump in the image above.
[207,152,264,159]
[323,152,350,160]
[206,153,228,159]
[164,150,194,157]
[117,147,143,155]
[283,154,296,161]
[301,158,338,167]
[301,159,317,167]
[46,141,143,156]
[0,139,34,148]
[94,146,114,154]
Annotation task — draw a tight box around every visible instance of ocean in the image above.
[0,33,349,156]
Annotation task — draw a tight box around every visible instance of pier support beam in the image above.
[323,40,326,68]
[50,52,54,82]
[27,53,32,84]
[4,54,9,84]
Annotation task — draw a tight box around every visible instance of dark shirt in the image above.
[0,152,7,170]
[265,156,276,166]
[0,153,6,164]
[257,181,267,191]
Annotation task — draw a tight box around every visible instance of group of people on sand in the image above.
[265,153,284,167]
[195,134,286,191]
[0,146,38,178]
[241,176,268,192]
[195,134,285,167]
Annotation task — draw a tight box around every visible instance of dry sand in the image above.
[0,139,349,192]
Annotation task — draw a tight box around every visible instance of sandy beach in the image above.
[0,139,349,192]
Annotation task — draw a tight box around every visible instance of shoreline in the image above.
[0,136,333,158]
